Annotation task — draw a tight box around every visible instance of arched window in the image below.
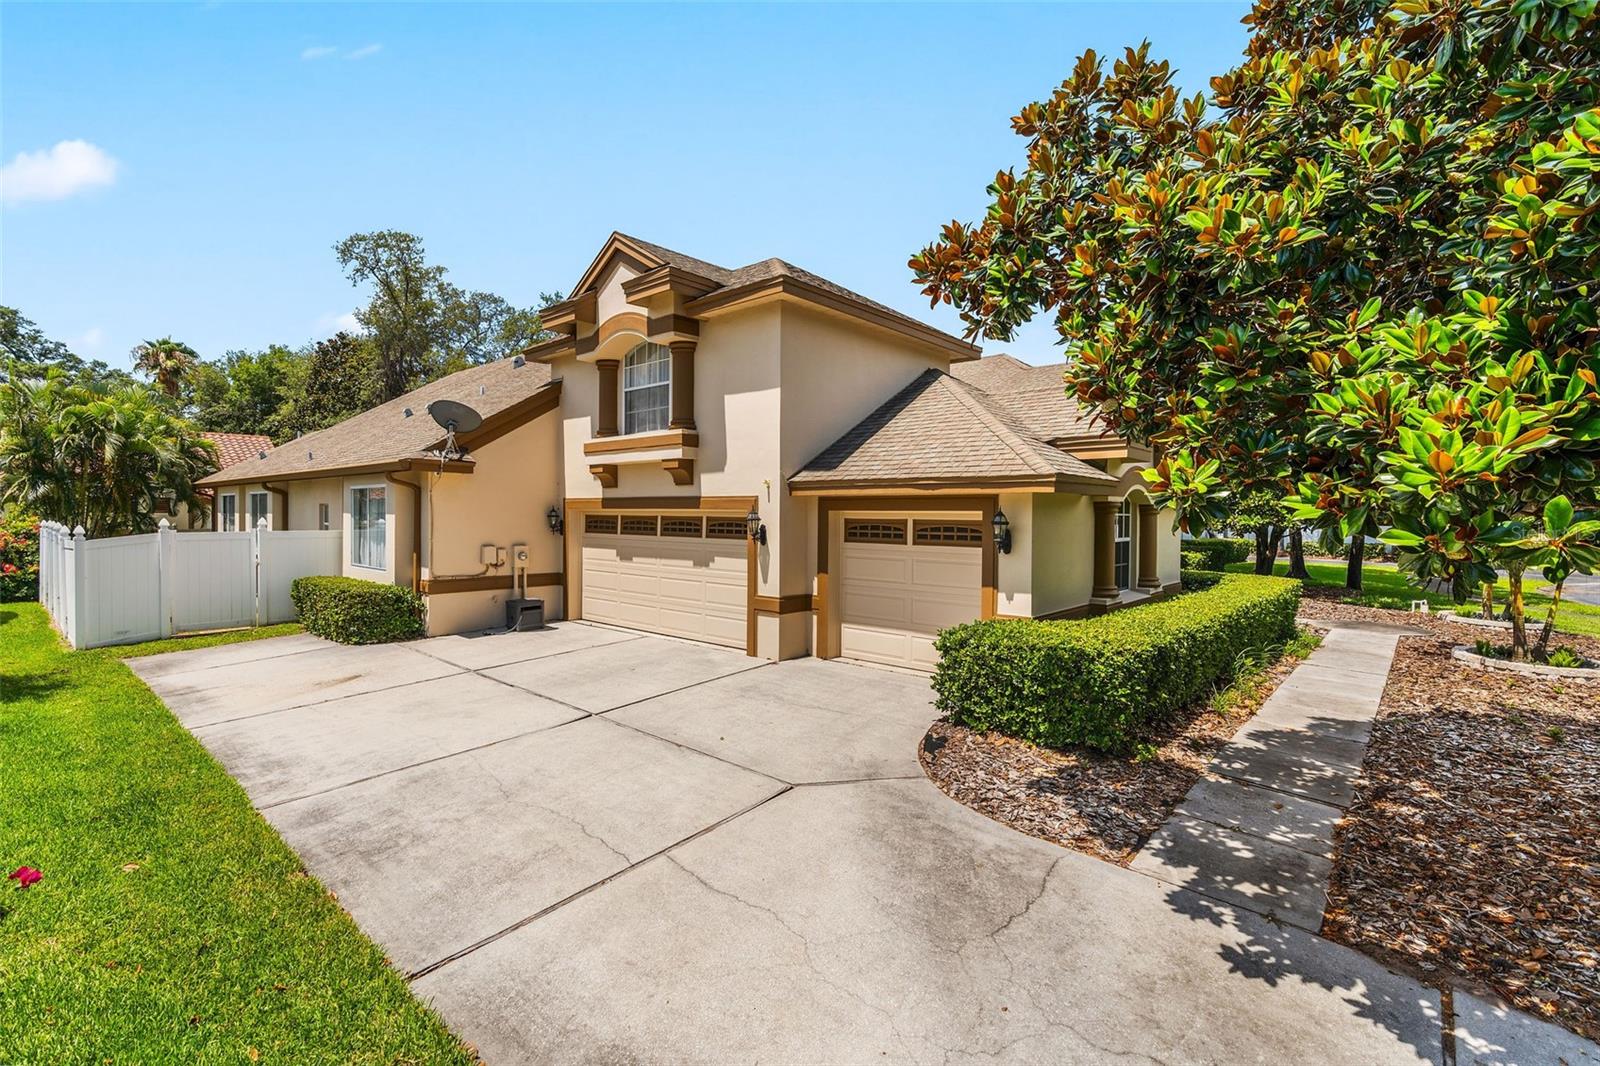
[622,342,670,434]
[1114,498,1134,590]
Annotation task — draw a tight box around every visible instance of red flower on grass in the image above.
[8,867,41,889]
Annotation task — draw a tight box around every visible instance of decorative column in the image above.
[596,359,619,437]
[1092,499,1120,600]
[669,341,696,430]
[1138,503,1161,590]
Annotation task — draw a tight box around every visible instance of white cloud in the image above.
[73,327,106,355]
[345,43,382,60]
[0,140,119,206]
[314,310,362,336]
[300,45,338,60]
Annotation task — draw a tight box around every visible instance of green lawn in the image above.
[0,603,470,1063]
[116,622,304,658]
[1226,559,1600,638]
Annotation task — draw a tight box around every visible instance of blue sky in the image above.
[2,2,1250,370]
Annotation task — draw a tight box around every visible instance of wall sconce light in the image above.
[992,508,1012,554]
[546,505,564,535]
[745,505,767,545]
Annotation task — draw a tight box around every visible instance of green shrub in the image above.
[290,576,424,644]
[1181,548,1207,571]
[932,573,1301,753]
[0,512,40,603]
[1179,567,1225,590]
[1181,537,1251,570]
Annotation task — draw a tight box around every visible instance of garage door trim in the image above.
[815,495,998,661]
[565,496,759,656]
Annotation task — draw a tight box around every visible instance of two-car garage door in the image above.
[838,517,983,670]
[580,513,748,648]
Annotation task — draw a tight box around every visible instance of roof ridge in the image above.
[939,374,1056,476]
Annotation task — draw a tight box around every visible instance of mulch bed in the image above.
[918,648,1309,865]
[1299,594,1600,1041]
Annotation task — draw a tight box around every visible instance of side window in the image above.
[318,503,330,531]
[351,485,388,569]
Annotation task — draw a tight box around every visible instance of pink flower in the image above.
[8,866,41,889]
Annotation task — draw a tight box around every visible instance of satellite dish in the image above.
[427,400,483,463]
[428,399,483,434]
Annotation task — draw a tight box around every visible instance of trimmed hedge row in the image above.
[1180,549,1207,572]
[290,576,425,644]
[932,572,1301,753]
[1181,537,1252,570]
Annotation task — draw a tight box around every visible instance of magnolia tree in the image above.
[912,0,1599,660]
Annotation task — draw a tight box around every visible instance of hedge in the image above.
[290,576,425,644]
[0,512,40,603]
[932,572,1301,753]
[1181,537,1252,570]
[1180,548,1207,572]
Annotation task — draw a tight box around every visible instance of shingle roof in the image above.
[204,432,274,469]
[949,354,1104,441]
[790,369,1116,488]
[607,234,978,358]
[197,356,554,486]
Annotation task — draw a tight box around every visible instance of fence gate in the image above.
[167,530,256,633]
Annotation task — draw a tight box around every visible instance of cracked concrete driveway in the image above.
[134,623,1465,1064]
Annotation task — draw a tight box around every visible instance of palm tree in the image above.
[0,371,216,536]
[131,336,198,397]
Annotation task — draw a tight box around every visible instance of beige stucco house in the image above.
[198,232,1180,669]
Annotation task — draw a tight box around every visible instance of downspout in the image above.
[262,482,290,530]
[385,472,421,593]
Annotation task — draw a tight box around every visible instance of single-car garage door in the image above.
[839,517,983,670]
[580,513,748,648]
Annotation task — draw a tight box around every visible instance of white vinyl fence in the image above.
[37,519,341,649]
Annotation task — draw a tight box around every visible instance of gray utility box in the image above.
[505,597,545,631]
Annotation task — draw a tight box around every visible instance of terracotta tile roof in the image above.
[790,369,1116,489]
[197,356,554,486]
[204,432,274,469]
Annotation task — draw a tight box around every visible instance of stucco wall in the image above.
[421,409,565,635]
[287,478,343,534]
[1031,493,1094,616]
[995,492,1034,618]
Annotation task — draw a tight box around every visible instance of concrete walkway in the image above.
[131,624,1599,1064]
[1133,620,1413,931]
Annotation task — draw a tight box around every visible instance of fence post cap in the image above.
[256,517,269,529]
[72,525,86,538]
[159,518,171,530]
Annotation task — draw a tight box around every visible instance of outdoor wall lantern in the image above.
[745,505,767,545]
[546,505,564,535]
[992,508,1012,554]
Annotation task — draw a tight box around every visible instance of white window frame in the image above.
[622,341,671,435]
[349,483,388,571]
[247,490,270,531]
[219,492,238,532]
[1114,498,1134,591]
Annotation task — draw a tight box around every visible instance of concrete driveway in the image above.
[131,623,1543,1065]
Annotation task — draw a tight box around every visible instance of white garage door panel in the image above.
[840,538,981,670]
[582,529,747,649]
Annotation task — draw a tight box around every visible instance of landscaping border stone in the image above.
[1450,645,1599,680]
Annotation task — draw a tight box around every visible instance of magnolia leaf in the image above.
[1543,495,1574,535]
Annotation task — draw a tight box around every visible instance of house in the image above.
[160,432,276,530]
[197,232,1180,668]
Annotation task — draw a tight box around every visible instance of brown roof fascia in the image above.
[200,457,475,488]
[685,276,981,362]
[534,291,597,336]
[524,334,577,362]
[569,233,665,298]
[622,265,722,304]
[450,380,562,451]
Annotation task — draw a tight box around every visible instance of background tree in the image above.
[272,332,381,439]
[335,230,551,399]
[0,373,216,536]
[184,344,302,438]
[131,336,198,397]
[2,306,134,387]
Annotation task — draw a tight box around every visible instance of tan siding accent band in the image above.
[421,572,563,595]
[596,312,648,347]
[752,594,813,616]
[582,430,698,455]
